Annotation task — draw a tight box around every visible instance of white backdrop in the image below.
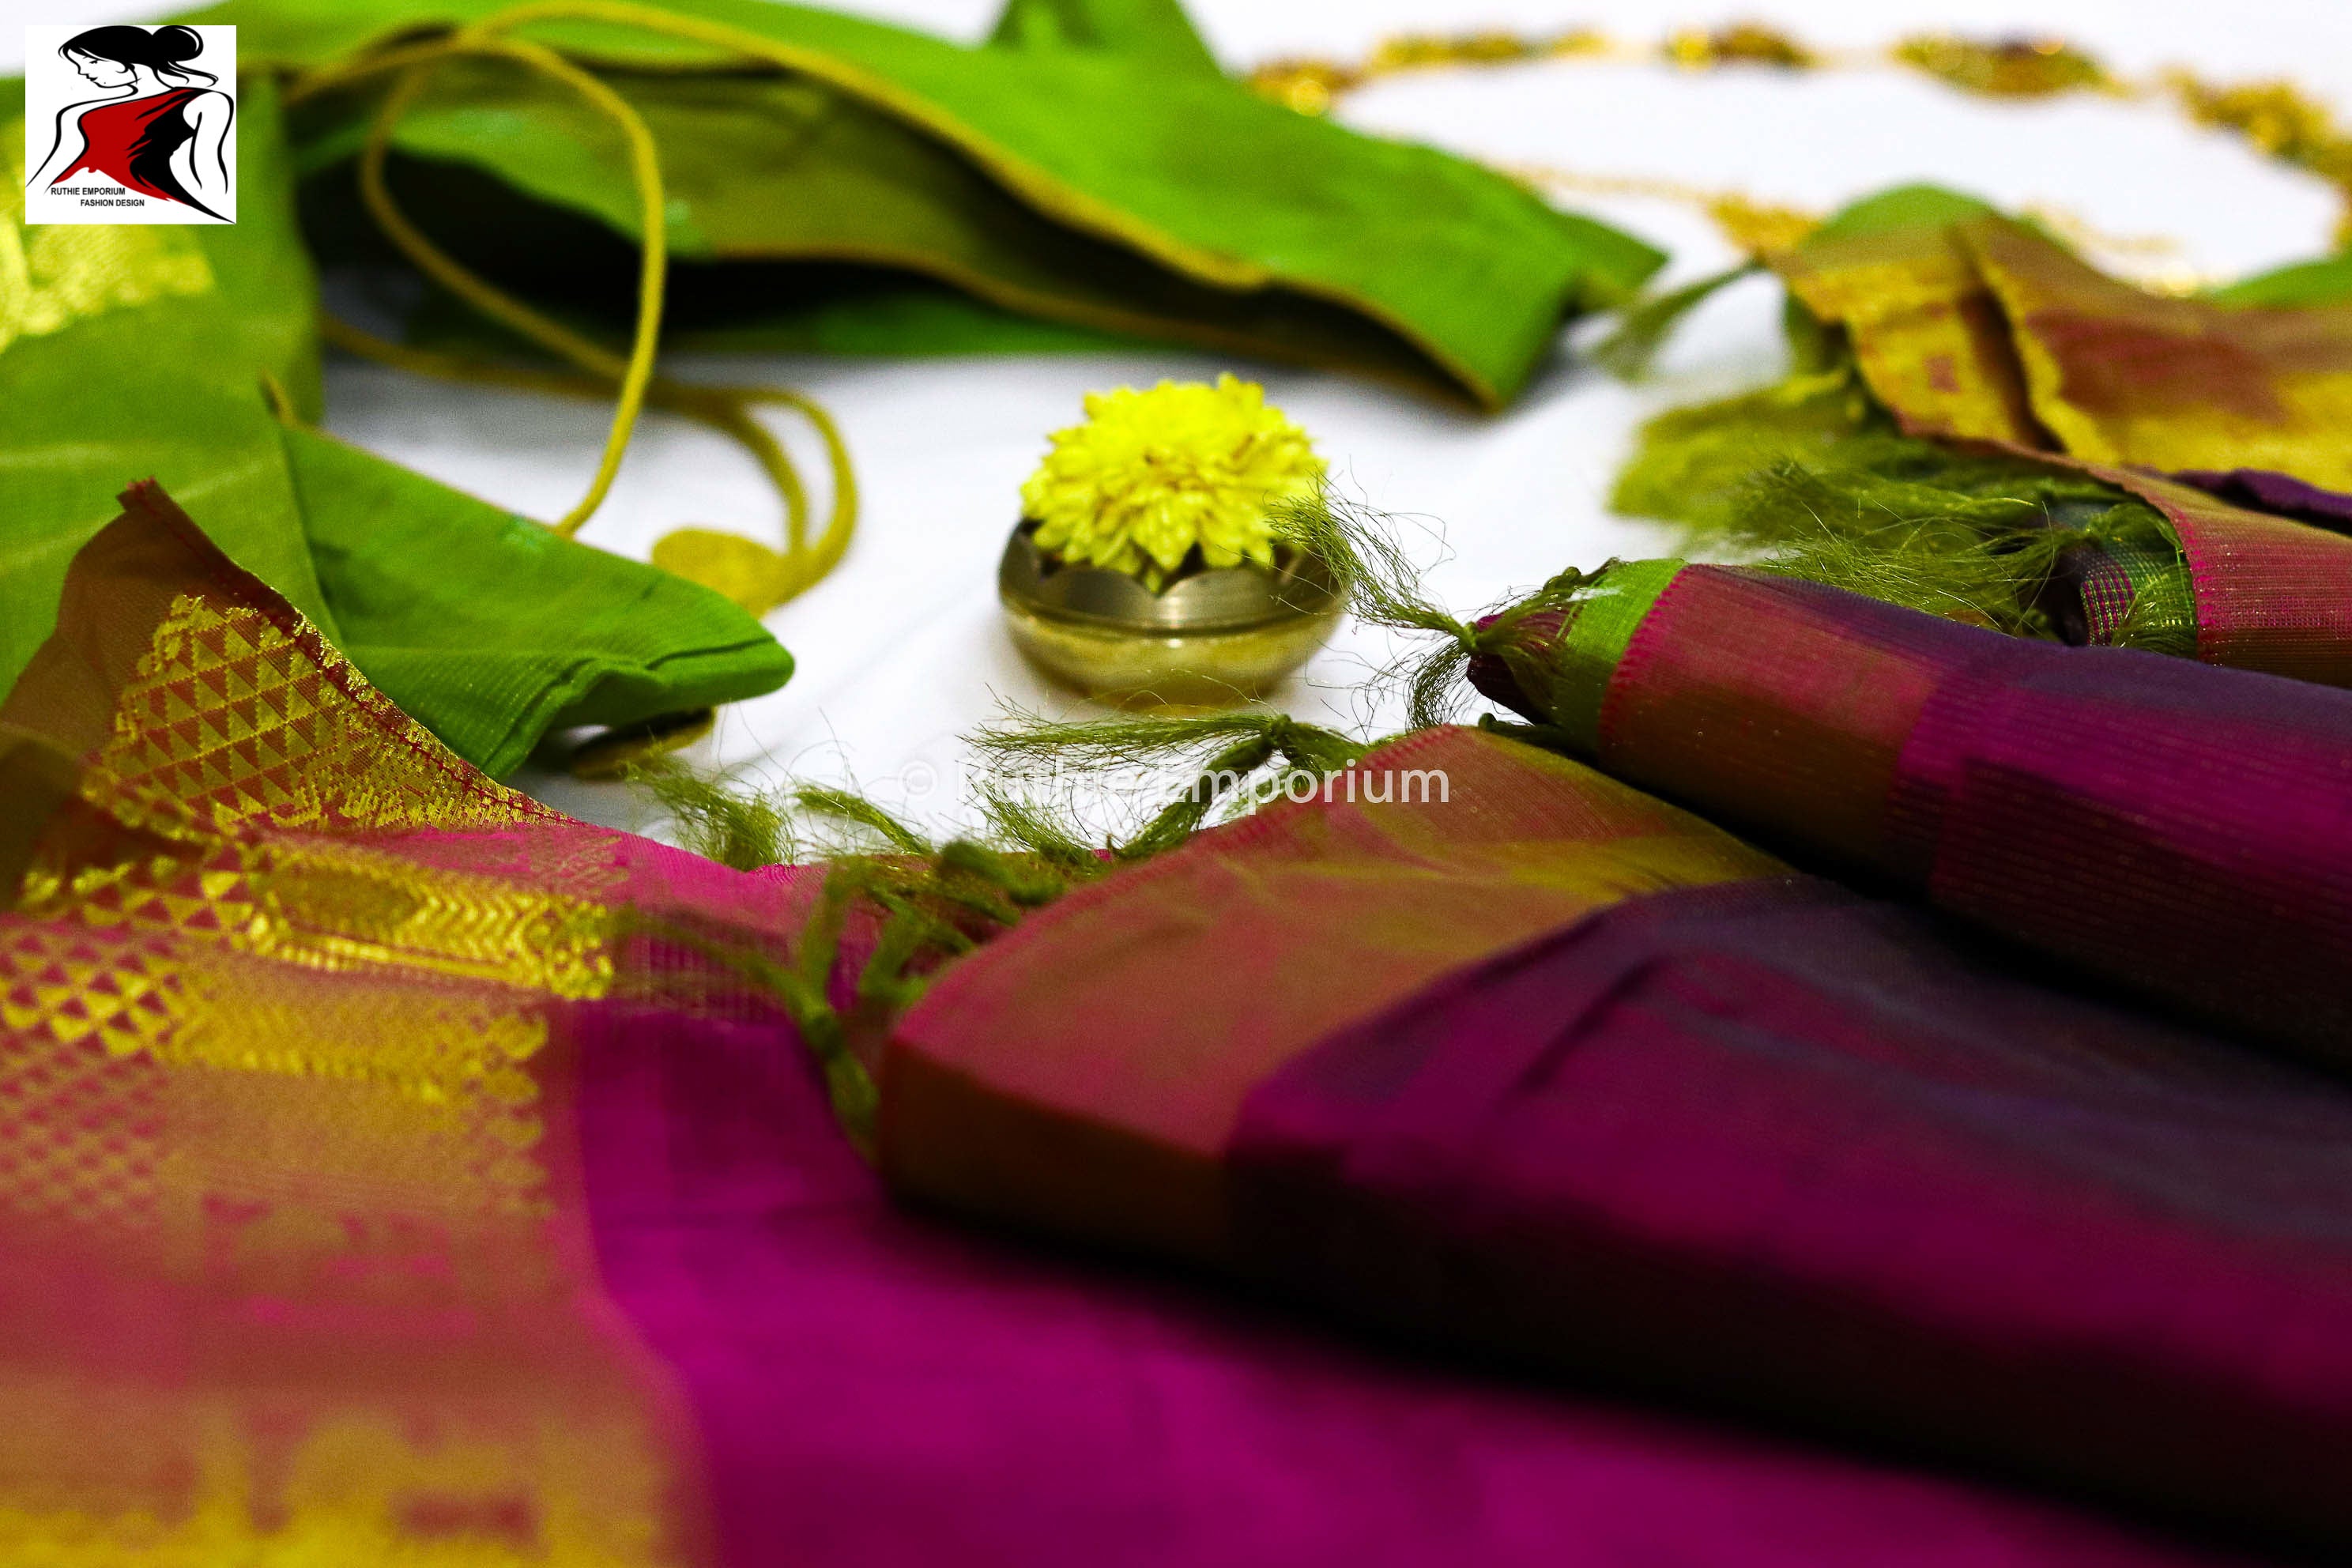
[8,0,2348,835]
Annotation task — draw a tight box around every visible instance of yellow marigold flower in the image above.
[1021,374,1325,587]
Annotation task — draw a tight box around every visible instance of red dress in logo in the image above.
[54,88,206,206]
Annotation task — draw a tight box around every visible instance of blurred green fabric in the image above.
[8,0,1675,780]
[2,77,334,680]
[204,0,1664,407]
[2210,251,2352,307]
[2,78,792,777]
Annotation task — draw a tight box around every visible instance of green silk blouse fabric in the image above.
[196,0,1664,406]
[1,78,791,778]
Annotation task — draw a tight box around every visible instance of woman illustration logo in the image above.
[27,26,234,222]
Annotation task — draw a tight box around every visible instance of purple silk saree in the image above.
[582,990,2269,1568]
[883,729,2352,1551]
[1468,562,2352,1057]
[0,485,2332,1564]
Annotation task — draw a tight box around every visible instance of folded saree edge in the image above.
[4,476,549,831]
[878,725,1785,1257]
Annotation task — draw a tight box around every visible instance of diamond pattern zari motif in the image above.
[101,593,537,835]
[1,921,181,1058]
[17,583,620,1001]
[0,498,682,1563]
[0,925,168,1231]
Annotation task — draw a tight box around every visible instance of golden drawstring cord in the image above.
[284,2,857,615]
[315,315,855,588]
[1503,164,2194,289]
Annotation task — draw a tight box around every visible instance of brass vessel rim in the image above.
[997,521,1344,634]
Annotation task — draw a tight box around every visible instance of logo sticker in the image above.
[23,24,236,225]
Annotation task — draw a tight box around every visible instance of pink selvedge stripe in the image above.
[1569,565,2352,1055]
[1592,566,1989,873]
[2177,505,2352,683]
[2091,466,2352,687]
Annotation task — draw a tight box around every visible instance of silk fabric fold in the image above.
[1771,192,2352,489]
[1465,563,2352,1059]
[2,484,2276,1566]
[880,695,2352,1550]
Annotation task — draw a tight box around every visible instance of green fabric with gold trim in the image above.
[1610,182,2352,684]
[1,75,792,777]
[194,0,1663,407]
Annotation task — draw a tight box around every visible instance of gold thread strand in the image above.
[315,317,809,545]
[1253,21,2352,254]
[1502,163,2213,289]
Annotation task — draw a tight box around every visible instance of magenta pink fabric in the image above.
[1887,630,2352,1053]
[1228,875,2352,1552]
[1515,569,2352,1061]
[567,992,2269,1567]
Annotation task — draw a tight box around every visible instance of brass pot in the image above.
[997,522,1344,707]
